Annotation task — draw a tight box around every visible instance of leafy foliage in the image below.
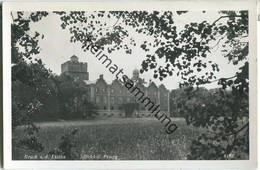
[11,11,48,64]
[54,11,248,87]
[56,74,97,119]
[11,11,51,152]
[170,87,248,159]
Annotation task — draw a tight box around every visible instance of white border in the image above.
[3,0,258,169]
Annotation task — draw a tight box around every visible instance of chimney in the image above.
[99,74,104,79]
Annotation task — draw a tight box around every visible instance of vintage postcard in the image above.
[3,0,257,169]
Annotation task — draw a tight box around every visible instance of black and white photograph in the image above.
[3,1,257,169]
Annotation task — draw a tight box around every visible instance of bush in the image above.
[48,128,79,160]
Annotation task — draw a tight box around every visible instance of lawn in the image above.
[12,118,203,160]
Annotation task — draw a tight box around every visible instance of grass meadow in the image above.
[13,118,203,160]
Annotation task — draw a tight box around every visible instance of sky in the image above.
[22,11,245,90]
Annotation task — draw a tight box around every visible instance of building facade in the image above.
[61,56,170,117]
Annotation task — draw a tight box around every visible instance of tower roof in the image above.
[70,55,79,62]
[71,55,78,59]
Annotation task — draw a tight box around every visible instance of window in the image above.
[119,97,123,103]
[96,96,100,103]
[111,97,115,104]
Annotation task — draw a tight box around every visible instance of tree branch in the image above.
[102,12,123,30]
[11,12,14,22]
[210,34,226,49]
[207,75,237,84]
[206,122,249,138]
[225,133,237,159]
[211,15,243,26]
[228,122,249,136]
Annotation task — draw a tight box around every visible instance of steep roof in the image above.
[148,81,158,89]
[159,84,166,89]
[71,55,78,59]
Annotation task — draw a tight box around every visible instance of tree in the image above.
[11,11,52,152]
[54,11,249,159]
[56,74,97,119]
[170,87,248,159]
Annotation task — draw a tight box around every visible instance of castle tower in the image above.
[132,68,146,85]
[61,55,89,80]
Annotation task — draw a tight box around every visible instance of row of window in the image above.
[96,106,121,110]
[95,88,122,93]
[95,96,168,104]
[95,87,168,97]
[95,96,132,104]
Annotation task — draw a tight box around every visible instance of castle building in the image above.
[61,55,170,117]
